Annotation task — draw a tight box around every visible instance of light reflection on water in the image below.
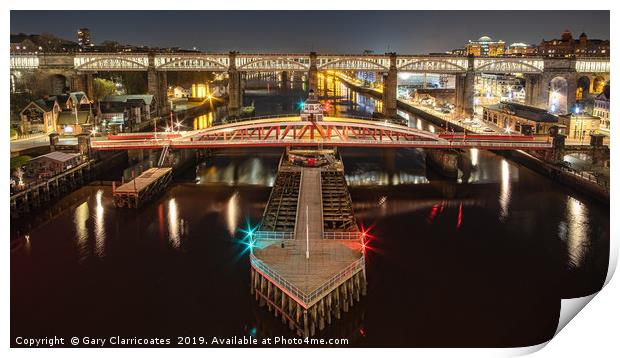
[563,196,590,268]
[168,198,181,249]
[499,159,511,222]
[94,189,106,258]
[74,201,89,262]
[227,191,240,237]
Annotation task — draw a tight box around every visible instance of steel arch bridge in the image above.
[90,116,553,151]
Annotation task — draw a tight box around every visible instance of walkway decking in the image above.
[114,167,172,194]
[113,167,173,208]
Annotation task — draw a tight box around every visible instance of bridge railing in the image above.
[254,231,294,240]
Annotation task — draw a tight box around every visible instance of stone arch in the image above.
[592,76,607,94]
[576,76,591,102]
[548,76,568,114]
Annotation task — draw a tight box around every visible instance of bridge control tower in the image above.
[300,89,323,122]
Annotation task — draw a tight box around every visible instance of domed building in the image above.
[465,35,506,57]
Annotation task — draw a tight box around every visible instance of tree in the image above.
[10,92,35,123]
[120,72,147,94]
[93,78,117,101]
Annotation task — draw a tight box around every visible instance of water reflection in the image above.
[227,191,240,237]
[94,189,106,258]
[346,172,428,186]
[196,158,277,186]
[470,148,479,167]
[564,196,589,268]
[74,201,89,262]
[168,198,181,249]
[499,159,511,222]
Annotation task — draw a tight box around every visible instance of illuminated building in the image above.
[482,102,559,135]
[505,42,536,56]
[558,113,602,142]
[19,98,61,134]
[77,28,91,48]
[191,83,208,98]
[465,36,505,57]
[592,92,610,134]
[25,151,83,179]
[537,31,609,57]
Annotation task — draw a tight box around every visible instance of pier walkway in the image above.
[113,167,172,208]
[251,158,366,336]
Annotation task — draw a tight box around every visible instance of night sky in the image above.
[10,11,609,54]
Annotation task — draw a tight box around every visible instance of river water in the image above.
[10,77,609,347]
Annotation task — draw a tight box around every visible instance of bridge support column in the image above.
[462,55,475,118]
[308,52,318,93]
[147,53,169,116]
[524,74,542,107]
[70,73,84,93]
[382,52,398,118]
[455,56,475,118]
[454,74,465,116]
[84,74,94,99]
[228,52,242,117]
[159,71,170,114]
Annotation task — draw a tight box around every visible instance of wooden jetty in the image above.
[250,149,366,337]
[112,167,172,208]
[10,159,95,218]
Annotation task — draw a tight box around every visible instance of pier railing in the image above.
[323,231,362,240]
[304,256,365,306]
[254,231,294,240]
[250,253,365,308]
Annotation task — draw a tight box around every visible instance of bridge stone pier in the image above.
[381,53,398,118]
[308,52,318,92]
[147,53,170,115]
[227,51,243,117]
[453,55,476,117]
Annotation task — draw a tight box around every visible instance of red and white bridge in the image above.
[90,116,553,151]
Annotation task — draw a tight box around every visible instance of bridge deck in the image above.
[254,166,362,298]
[114,167,172,194]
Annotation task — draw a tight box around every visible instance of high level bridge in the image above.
[90,116,553,151]
[11,51,609,118]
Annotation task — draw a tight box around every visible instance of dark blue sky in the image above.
[10,11,609,53]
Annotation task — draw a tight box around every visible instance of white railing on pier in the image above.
[323,231,362,240]
[250,253,365,308]
[254,231,294,240]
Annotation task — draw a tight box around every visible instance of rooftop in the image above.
[485,102,559,123]
[57,111,91,125]
[33,151,80,163]
[102,94,155,105]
